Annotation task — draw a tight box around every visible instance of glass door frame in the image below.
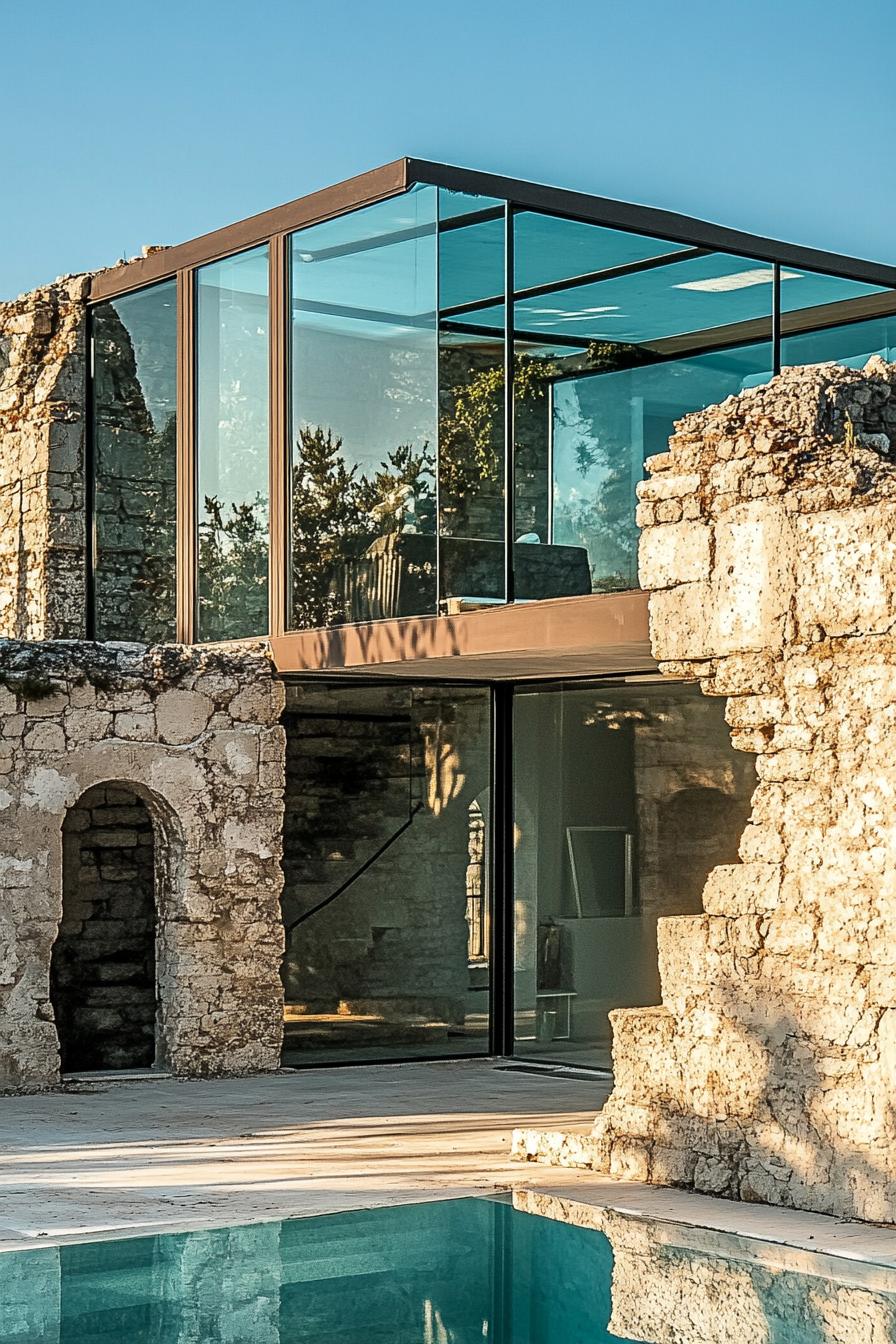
[495,669,677,1069]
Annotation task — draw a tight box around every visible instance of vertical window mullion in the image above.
[504,203,516,604]
[269,234,288,638]
[84,309,96,640]
[175,268,196,645]
[489,681,514,1056]
[772,260,782,376]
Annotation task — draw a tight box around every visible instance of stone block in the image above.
[638,520,712,590]
[155,689,213,745]
[702,862,781,915]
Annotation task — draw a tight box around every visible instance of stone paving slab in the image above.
[2,1059,896,1273]
[0,1061,606,1249]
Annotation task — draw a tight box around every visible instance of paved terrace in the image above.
[0,1061,602,1248]
[2,1060,896,1269]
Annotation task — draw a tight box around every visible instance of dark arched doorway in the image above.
[51,784,157,1072]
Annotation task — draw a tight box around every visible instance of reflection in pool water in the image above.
[1,1196,894,1343]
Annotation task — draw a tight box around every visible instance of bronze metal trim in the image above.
[175,270,196,644]
[269,590,652,679]
[88,159,410,302]
[268,234,288,638]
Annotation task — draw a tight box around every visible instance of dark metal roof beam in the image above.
[439,245,711,320]
[407,158,896,291]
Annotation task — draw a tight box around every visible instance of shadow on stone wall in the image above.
[518,358,896,1225]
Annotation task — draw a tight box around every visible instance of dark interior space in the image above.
[50,784,157,1072]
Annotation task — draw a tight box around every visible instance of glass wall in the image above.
[196,246,270,641]
[512,214,774,598]
[281,682,491,1064]
[549,343,772,590]
[437,190,507,612]
[91,280,177,641]
[780,268,895,371]
[783,313,896,372]
[513,679,756,1070]
[289,188,438,629]
[89,178,896,644]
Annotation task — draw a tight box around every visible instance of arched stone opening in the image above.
[51,783,163,1072]
[658,785,753,914]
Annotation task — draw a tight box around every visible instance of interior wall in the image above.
[513,680,755,1069]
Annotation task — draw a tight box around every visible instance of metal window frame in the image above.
[274,664,673,1068]
[84,156,896,647]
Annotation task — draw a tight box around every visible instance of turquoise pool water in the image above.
[1,1195,894,1342]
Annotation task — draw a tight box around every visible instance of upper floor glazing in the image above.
[88,159,896,645]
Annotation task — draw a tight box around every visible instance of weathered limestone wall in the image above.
[517,357,896,1224]
[0,640,285,1089]
[0,279,88,640]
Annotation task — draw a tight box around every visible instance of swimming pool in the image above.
[1,1195,894,1342]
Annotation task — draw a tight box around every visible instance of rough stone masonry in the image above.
[515,356,896,1225]
[0,640,285,1088]
[0,277,87,641]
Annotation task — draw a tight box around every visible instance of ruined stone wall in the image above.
[0,279,88,640]
[516,357,896,1224]
[594,358,896,1222]
[0,640,285,1089]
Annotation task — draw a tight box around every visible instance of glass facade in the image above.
[91,280,177,642]
[196,246,270,641]
[512,679,755,1070]
[290,188,438,628]
[783,315,896,370]
[88,167,896,642]
[281,682,492,1065]
[437,190,507,612]
[512,217,774,598]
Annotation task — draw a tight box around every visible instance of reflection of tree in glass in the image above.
[198,493,268,641]
[291,426,435,629]
[128,411,178,631]
[438,351,554,539]
[547,341,657,591]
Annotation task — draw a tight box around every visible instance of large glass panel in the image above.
[550,343,772,591]
[281,682,492,1064]
[289,188,437,629]
[783,312,896,371]
[777,266,888,320]
[513,679,755,1071]
[512,212,774,599]
[437,189,507,613]
[91,280,177,641]
[196,246,270,641]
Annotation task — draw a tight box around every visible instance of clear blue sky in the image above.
[3,0,895,300]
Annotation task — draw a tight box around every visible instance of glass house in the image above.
[87,160,896,1069]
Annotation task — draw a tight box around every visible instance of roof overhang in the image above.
[88,157,896,304]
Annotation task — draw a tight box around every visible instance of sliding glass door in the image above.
[511,679,755,1070]
[281,682,492,1065]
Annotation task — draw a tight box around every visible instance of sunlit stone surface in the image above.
[518,358,896,1224]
